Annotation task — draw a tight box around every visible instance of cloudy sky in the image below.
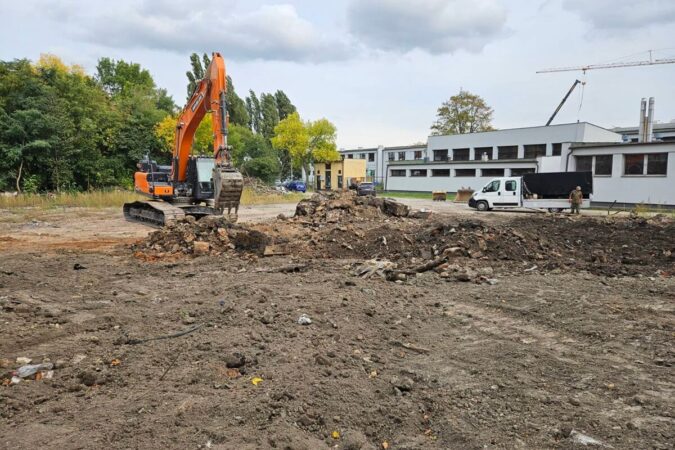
[2,0,675,148]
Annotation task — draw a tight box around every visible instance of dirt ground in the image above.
[1,196,673,450]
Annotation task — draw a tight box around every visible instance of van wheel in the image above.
[476,201,489,212]
[548,208,563,213]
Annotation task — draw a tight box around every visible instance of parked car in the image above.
[285,180,306,193]
[357,182,376,197]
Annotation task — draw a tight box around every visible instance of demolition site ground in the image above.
[1,193,673,449]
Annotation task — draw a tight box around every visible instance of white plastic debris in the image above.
[15,363,54,378]
[297,314,312,325]
[570,429,613,448]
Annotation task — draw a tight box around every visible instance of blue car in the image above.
[285,180,306,193]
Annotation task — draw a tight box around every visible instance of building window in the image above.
[624,154,644,175]
[498,146,518,160]
[410,169,427,177]
[347,154,353,159]
[325,163,331,170]
[524,144,546,158]
[455,169,475,177]
[481,168,505,177]
[552,143,562,156]
[414,150,423,160]
[453,148,469,161]
[647,153,668,175]
[358,153,365,160]
[510,168,535,176]
[576,155,592,172]
[368,153,375,162]
[433,149,448,161]
[390,169,406,177]
[398,152,406,161]
[474,147,492,160]
[594,155,613,176]
[388,152,395,161]
[431,169,450,177]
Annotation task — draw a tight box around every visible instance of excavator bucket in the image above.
[213,167,243,221]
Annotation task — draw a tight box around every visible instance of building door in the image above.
[316,176,322,191]
[337,175,343,189]
[497,178,520,206]
[325,171,332,189]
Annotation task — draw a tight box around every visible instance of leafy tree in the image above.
[274,90,296,120]
[431,89,494,135]
[260,93,280,139]
[96,58,155,97]
[246,90,262,133]
[272,113,338,185]
[229,124,280,183]
[155,113,214,156]
[186,53,211,98]
[185,53,248,126]
[308,119,339,163]
[226,76,249,127]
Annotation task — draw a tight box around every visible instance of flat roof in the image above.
[570,140,675,149]
[428,121,615,139]
[611,123,675,133]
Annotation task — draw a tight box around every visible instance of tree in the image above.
[272,113,339,185]
[274,90,296,120]
[307,119,339,163]
[259,93,279,139]
[229,124,280,183]
[96,58,155,97]
[246,90,262,134]
[186,53,211,98]
[155,113,214,156]
[185,53,248,126]
[431,89,494,135]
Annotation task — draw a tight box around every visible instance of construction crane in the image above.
[546,79,582,126]
[537,50,675,74]
[538,50,675,125]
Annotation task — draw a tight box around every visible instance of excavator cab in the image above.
[186,157,216,202]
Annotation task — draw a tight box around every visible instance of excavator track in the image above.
[213,167,243,222]
[123,201,186,227]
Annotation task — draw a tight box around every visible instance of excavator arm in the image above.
[172,52,242,216]
[173,52,231,182]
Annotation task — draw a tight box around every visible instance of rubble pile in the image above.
[294,191,412,223]
[132,215,270,257]
[132,192,673,278]
[244,177,287,196]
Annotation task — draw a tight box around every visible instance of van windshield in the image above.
[484,180,500,192]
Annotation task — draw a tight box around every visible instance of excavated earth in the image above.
[1,193,674,449]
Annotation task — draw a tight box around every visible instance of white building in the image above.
[612,123,675,143]
[384,122,622,193]
[568,141,674,206]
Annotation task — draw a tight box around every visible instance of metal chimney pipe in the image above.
[638,98,647,143]
[647,97,655,143]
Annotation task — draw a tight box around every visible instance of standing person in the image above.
[569,186,583,215]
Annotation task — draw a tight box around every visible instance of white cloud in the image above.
[44,1,350,63]
[563,0,675,30]
[347,0,508,54]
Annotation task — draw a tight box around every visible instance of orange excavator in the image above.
[123,52,243,226]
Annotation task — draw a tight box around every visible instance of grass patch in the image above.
[0,188,305,210]
[0,190,143,209]
[380,191,457,201]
